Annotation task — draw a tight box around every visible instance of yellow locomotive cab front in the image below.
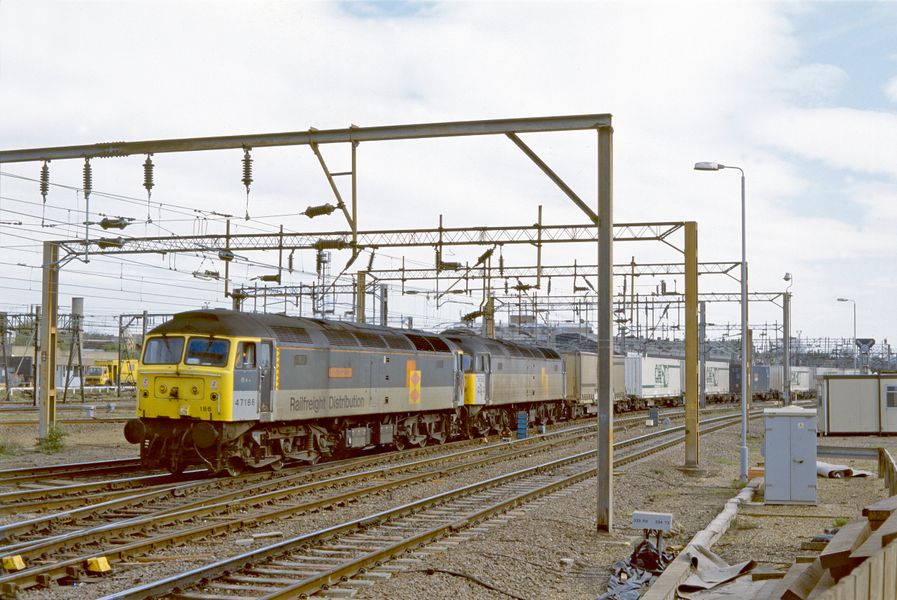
[136,334,241,421]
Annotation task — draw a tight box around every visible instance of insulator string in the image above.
[39,161,50,227]
[241,148,252,221]
[143,155,154,223]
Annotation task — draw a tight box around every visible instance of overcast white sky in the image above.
[1,1,896,346]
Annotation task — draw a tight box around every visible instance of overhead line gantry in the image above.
[1,113,685,533]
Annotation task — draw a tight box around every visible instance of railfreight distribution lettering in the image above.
[290,394,367,412]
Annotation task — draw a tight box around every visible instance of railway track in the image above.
[0,404,736,488]
[0,418,131,427]
[95,411,751,600]
[0,422,595,549]
[0,411,746,598]
[0,409,735,597]
[0,458,142,486]
[0,405,730,507]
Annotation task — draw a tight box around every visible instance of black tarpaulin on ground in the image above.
[595,538,674,600]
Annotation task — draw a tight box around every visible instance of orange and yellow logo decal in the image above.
[407,359,421,404]
[409,370,422,404]
[328,367,353,378]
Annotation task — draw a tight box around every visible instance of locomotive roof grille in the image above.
[321,329,360,347]
[353,331,388,349]
[381,333,414,350]
[270,325,312,344]
[403,333,452,354]
[426,336,451,353]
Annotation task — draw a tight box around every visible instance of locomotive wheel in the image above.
[223,457,244,477]
[167,459,185,475]
[430,416,449,445]
[393,436,407,451]
[269,459,284,472]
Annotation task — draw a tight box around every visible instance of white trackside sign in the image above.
[631,511,673,531]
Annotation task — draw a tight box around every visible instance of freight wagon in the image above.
[561,352,629,411]
[625,356,682,407]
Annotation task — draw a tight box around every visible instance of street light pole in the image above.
[695,161,749,482]
[836,298,857,369]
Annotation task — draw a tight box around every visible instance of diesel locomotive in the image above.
[124,309,567,475]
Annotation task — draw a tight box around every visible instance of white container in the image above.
[822,373,897,434]
[625,356,682,401]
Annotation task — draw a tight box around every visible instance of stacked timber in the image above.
[754,494,897,599]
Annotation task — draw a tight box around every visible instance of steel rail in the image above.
[0,420,616,591]
[0,406,744,592]
[0,414,595,514]
[0,458,140,483]
[0,469,210,509]
[262,419,743,600]
[98,412,753,600]
[0,418,131,427]
[0,405,734,534]
[0,422,599,566]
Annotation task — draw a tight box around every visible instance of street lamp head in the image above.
[837,297,851,302]
[783,272,792,282]
[694,161,723,171]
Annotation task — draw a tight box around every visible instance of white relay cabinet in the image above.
[763,406,817,505]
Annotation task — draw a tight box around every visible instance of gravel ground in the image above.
[1,395,136,469]
[13,430,604,598]
[14,420,701,599]
[353,424,754,600]
[0,421,137,469]
[713,431,891,569]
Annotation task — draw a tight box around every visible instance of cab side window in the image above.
[237,342,256,369]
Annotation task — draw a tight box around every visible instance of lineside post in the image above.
[596,124,614,532]
[355,271,366,324]
[699,300,707,409]
[746,328,753,432]
[38,241,59,439]
[380,284,388,327]
[484,296,495,338]
[117,313,123,398]
[684,222,699,468]
[783,292,791,404]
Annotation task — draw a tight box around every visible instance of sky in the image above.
[0,0,896,347]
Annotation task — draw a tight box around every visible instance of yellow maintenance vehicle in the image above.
[85,359,138,386]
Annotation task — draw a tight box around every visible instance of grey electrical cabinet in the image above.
[763,406,817,505]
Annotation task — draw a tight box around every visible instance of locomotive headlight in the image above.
[142,390,149,398]
[210,380,218,390]
[159,384,167,394]
[192,385,199,394]
[210,392,219,401]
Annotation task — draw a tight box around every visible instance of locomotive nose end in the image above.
[192,421,219,449]
[124,419,145,444]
